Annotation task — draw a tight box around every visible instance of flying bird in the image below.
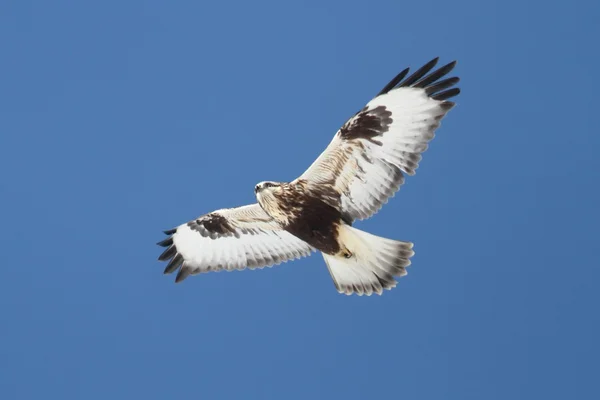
[157,57,460,296]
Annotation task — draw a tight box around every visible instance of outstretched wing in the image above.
[157,204,315,282]
[297,57,460,221]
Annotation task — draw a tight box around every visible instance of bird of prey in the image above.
[157,57,460,296]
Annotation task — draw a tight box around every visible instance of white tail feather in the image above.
[322,225,414,296]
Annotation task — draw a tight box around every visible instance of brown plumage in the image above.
[157,57,461,296]
[258,181,345,255]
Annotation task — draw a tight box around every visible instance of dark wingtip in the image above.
[164,253,183,274]
[156,237,173,247]
[425,77,460,96]
[175,266,191,283]
[158,245,176,261]
[428,56,441,68]
[414,61,457,89]
[158,226,188,277]
[432,87,461,101]
[440,101,456,111]
[377,57,460,100]
[419,57,441,71]
[377,67,410,96]
[399,57,440,88]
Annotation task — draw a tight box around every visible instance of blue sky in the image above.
[1,0,599,399]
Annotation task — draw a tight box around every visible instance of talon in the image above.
[343,250,353,259]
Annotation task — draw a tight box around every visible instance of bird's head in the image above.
[254,181,284,211]
[255,181,282,195]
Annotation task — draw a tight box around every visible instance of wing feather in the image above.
[297,58,460,221]
[158,204,315,281]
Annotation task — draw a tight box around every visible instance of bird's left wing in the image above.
[157,204,315,282]
[296,57,460,222]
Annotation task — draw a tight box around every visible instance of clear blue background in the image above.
[1,1,598,399]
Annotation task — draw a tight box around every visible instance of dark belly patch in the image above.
[282,198,342,255]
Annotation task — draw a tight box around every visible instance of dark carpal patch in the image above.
[339,105,392,145]
[188,213,237,239]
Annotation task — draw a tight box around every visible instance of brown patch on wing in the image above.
[339,105,393,145]
[188,213,237,239]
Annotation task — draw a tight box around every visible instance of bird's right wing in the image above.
[157,203,315,282]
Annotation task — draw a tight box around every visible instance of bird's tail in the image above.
[322,225,415,296]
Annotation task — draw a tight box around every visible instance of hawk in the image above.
[157,57,460,296]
